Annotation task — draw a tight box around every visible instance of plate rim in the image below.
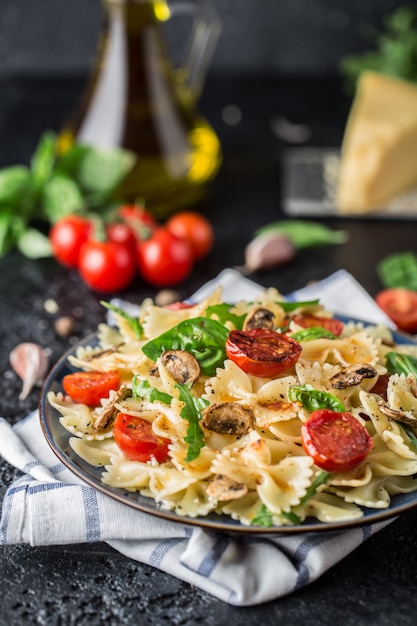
[38,316,417,535]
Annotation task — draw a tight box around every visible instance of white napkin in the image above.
[0,268,394,606]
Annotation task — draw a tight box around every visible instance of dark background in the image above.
[0,0,413,79]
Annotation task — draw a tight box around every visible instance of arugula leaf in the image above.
[386,351,417,378]
[132,377,172,405]
[251,503,274,528]
[141,317,229,376]
[288,384,346,412]
[101,301,144,338]
[290,326,337,341]
[176,383,208,462]
[206,303,246,329]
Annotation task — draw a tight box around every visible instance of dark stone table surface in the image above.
[2,73,417,625]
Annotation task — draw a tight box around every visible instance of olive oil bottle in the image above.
[59,0,222,218]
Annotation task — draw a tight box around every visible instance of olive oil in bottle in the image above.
[59,0,222,218]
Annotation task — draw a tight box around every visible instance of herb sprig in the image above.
[0,131,135,259]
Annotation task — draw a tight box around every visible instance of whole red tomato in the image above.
[166,210,214,260]
[136,227,193,287]
[78,238,136,292]
[49,215,92,267]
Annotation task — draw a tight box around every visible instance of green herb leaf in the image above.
[288,384,346,412]
[16,227,53,259]
[0,166,32,206]
[101,301,143,339]
[377,251,417,291]
[206,303,246,329]
[290,326,337,341]
[142,317,229,376]
[255,220,348,250]
[30,131,57,189]
[251,503,274,528]
[41,174,85,223]
[277,299,320,312]
[77,146,136,194]
[386,351,417,378]
[176,383,207,462]
[132,377,172,405]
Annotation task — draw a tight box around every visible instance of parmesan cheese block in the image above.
[336,71,417,214]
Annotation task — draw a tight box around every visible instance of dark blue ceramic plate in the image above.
[39,318,417,534]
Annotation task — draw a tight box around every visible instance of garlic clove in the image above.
[244,232,296,273]
[9,342,49,400]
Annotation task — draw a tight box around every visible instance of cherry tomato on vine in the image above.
[62,370,121,405]
[113,413,171,462]
[78,238,136,292]
[225,328,302,378]
[375,288,417,333]
[290,313,344,336]
[166,210,214,260]
[301,409,373,473]
[117,204,156,237]
[49,215,92,268]
[106,222,137,252]
[136,227,193,287]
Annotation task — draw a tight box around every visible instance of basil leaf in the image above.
[176,383,207,462]
[142,317,229,376]
[0,166,32,205]
[132,377,172,405]
[386,351,417,378]
[288,384,346,412]
[78,146,136,194]
[255,220,348,249]
[41,175,84,222]
[290,326,337,341]
[206,303,246,329]
[101,301,143,339]
[277,299,320,312]
[31,131,56,189]
[378,251,417,291]
[0,207,16,256]
[16,227,53,259]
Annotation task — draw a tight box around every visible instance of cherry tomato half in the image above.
[301,409,373,473]
[78,239,136,292]
[49,215,92,268]
[225,329,302,378]
[62,370,121,405]
[375,288,417,333]
[166,210,214,261]
[290,313,344,336]
[136,227,193,287]
[113,413,171,462]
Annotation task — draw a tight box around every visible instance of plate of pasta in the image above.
[39,284,417,533]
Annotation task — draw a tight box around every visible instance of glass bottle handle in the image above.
[168,0,222,97]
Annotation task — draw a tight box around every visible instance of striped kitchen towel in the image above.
[0,269,395,606]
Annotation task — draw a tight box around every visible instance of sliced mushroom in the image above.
[243,307,275,331]
[378,400,417,430]
[330,363,378,389]
[202,402,254,436]
[206,474,248,501]
[161,350,201,384]
[94,384,132,431]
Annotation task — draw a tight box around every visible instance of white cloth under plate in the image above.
[0,269,395,606]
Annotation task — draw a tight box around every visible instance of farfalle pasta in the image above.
[47,288,417,527]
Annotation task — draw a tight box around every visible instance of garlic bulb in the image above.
[9,342,49,400]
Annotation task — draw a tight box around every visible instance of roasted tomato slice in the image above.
[290,313,344,336]
[225,329,302,378]
[301,409,373,473]
[113,413,170,463]
[62,370,121,405]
